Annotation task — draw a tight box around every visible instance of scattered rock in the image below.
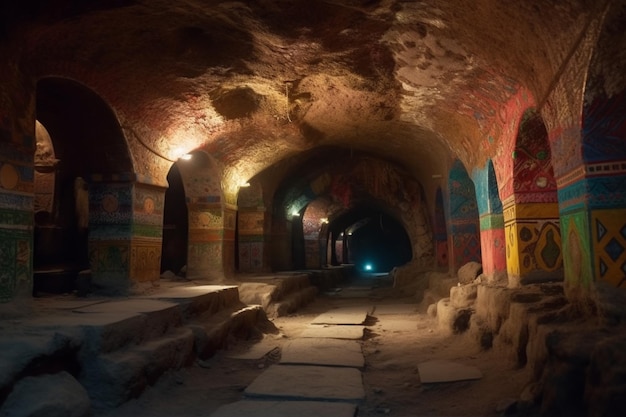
[427,303,437,317]
[0,371,91,417]
[450,283,478,308]
[457,262,483,285]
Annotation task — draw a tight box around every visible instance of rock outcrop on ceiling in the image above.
[0,0,611,190]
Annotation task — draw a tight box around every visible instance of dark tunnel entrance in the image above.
[329,207,412,274]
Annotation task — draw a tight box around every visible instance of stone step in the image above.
[80,326,196,410]
[266,286,318,317]
[140,284,240,319]
[79,303,267,411]
[210,400,357,417]
[22,285,240,354]
[238,273,318,317]
[0,285,268,414]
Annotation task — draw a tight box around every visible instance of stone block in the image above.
[450,283,478,308]
[457,261,482,285]
[436,298,472,334]
[0,371,91,417]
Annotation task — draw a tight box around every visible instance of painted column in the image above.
[88,176,164,293]
[502,197,562,286]
[448,160,482,271]
[474,162,506,278]
[237,183,268,272]
[434,187,449,268]
[186,197,225,282]
[238,207,267,272]
[88,178,134,293]
[131,182,165,283]
[223,205,236,279]
[0,141,34,302]
[558,88,626,290]
[501,109,563,287]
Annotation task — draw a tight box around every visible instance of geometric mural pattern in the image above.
[504,200,562,280]
[449,160,481,267]
[513,109,558,203]
[434,187,448,267]
[453,233,481,270]
[593,210,626,287]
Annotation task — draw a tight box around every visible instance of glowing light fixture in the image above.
[179,153,192,161]
[240,182,251,188]
[364,263,373,271]
[320,217,329,224]
[291,210,300,217]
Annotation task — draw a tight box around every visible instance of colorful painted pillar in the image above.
[502,196,562,285]
[88,176,164,292]
[223,205,236,278]
[186,196,226,281]
[238,207,268,272]
[474,162,506,278]
[559,169,626,290]
[131,182,165,282]
[559,89,626,291]
[237,183,268,272]
[500,110,563,287]
[0,140,34,302]
[448,160,482,271]
[433,187,449,268]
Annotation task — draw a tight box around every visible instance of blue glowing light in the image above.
[364,263,373,271]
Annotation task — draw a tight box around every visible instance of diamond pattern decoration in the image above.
[600,259,608,277]
[605,238,625,262]
[596,218,607,241]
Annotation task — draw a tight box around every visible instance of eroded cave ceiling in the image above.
[4,0,601,193]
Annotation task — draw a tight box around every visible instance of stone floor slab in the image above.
[311,306,373,325]
[280,338,364,368]
[210,400,357,417]
[73,299,177,314]
[417,359,483,383]
[299,325,364,340]
[244,365,364,402]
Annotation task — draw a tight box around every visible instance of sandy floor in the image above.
[99,282,534,417]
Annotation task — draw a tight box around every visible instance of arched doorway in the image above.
[160,162,188,276]
[328,205,412,274]
[34,77,133,295]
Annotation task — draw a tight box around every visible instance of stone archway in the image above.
[505,108,562,286]
[160,162,188,276]
[35,77,135,294]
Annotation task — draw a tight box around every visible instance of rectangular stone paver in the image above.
[244,364,364,402]
[210,400,357,417]
[299,324,364,340]
[311,306,373,325]
[280,338,364,368]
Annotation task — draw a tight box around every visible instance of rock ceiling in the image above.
[5,0,601,191]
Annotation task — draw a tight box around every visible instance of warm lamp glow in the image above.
[179,153,192,161]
